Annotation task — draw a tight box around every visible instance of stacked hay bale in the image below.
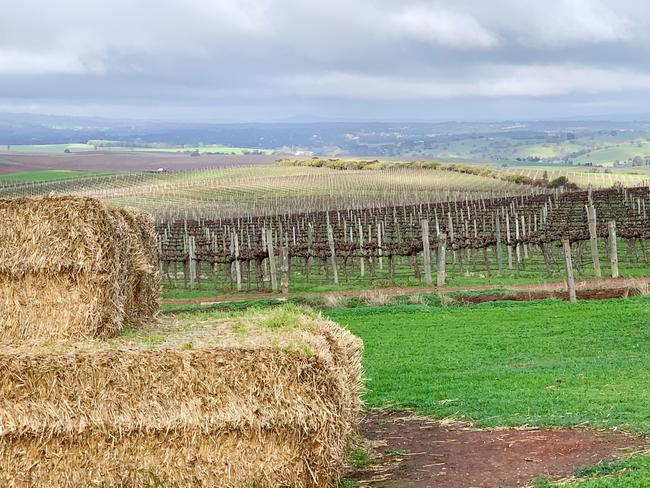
[132,209,161,320]
[0,196,159,341]
[0,308,363,487]
[1,196,128,340]
[115,208,160,324]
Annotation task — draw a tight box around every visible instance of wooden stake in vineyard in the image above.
[436,233,447,287]
[495,211,503,276]
[585,202,602,279]
[608,221,619,279]
[327,223,339,285]
[421,220,433,286]
[561,239,577,303]
[266,229,278,292]
[280,245,290,294]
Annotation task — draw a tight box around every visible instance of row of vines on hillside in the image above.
[157,186,650,292]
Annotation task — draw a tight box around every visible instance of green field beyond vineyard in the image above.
[326,297,650,431]
[327,297,650,486]
[0,170,114,183]
[339,296,650,487]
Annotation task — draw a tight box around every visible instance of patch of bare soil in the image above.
[0,151,278,173]
[353,413,645,488]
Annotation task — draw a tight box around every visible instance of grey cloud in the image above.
[1,0,650,121]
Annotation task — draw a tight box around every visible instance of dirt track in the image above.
[161,277,650,306]
[355,412,646,488]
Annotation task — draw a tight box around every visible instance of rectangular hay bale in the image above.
[0,310,363,487]
[0,196,159,341]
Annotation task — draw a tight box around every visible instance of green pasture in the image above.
[1,143,95,153]
[326,297,650,431]
[573,141,650,165]
[534,455,650,486]
[325,296,650,486]
[512,141,584,159]
[0,169,114,184]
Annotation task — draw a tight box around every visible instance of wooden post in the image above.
[421,220,433,285]
[505,210,513,270]
[358,220,365,277]
[280,245,290,293]
[495,213,503,276]
[447,213,457,265]
[188,236,197,289]
[377,222,383,270]
[521,215,529,259]
[436,233,447,287]
[585,204,602,279]
[306,224,313,283]
[327,224,339,285]
[233,232,242,291]
[266,229,278,292]
[514,213,521,269]
[562,239,577,303]
[608,221,619,278]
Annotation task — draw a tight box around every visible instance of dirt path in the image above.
[354,413,646,488]
[162,277,650,306]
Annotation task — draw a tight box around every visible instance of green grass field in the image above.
[534,455,650,486]
[324,297,650,486]
[0,169,114,184]
[574,142,650,165]
[326,297,650,432]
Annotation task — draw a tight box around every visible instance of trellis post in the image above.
[608,221,619,278]
[562,239,577,303]
[421,220,433,285]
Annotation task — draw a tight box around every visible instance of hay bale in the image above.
[0,196,130,341]
[115,208,160,325]
[0,310,363,487]
[131,209,161,321]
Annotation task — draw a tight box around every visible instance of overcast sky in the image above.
[2,0,650,122]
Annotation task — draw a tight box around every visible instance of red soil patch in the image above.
[354,413,646,488]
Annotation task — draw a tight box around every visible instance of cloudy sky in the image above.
[2,0,650,122]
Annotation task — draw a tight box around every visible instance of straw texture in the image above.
[0,196,128,340]
[115,208,160,325]
[0,312,363,487]
[0,197,159,341]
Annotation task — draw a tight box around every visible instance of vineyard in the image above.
[0,165,538,218]
[154,186,650,295]
[2,165,649,295]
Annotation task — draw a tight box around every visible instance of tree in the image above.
[547,176,569,188]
